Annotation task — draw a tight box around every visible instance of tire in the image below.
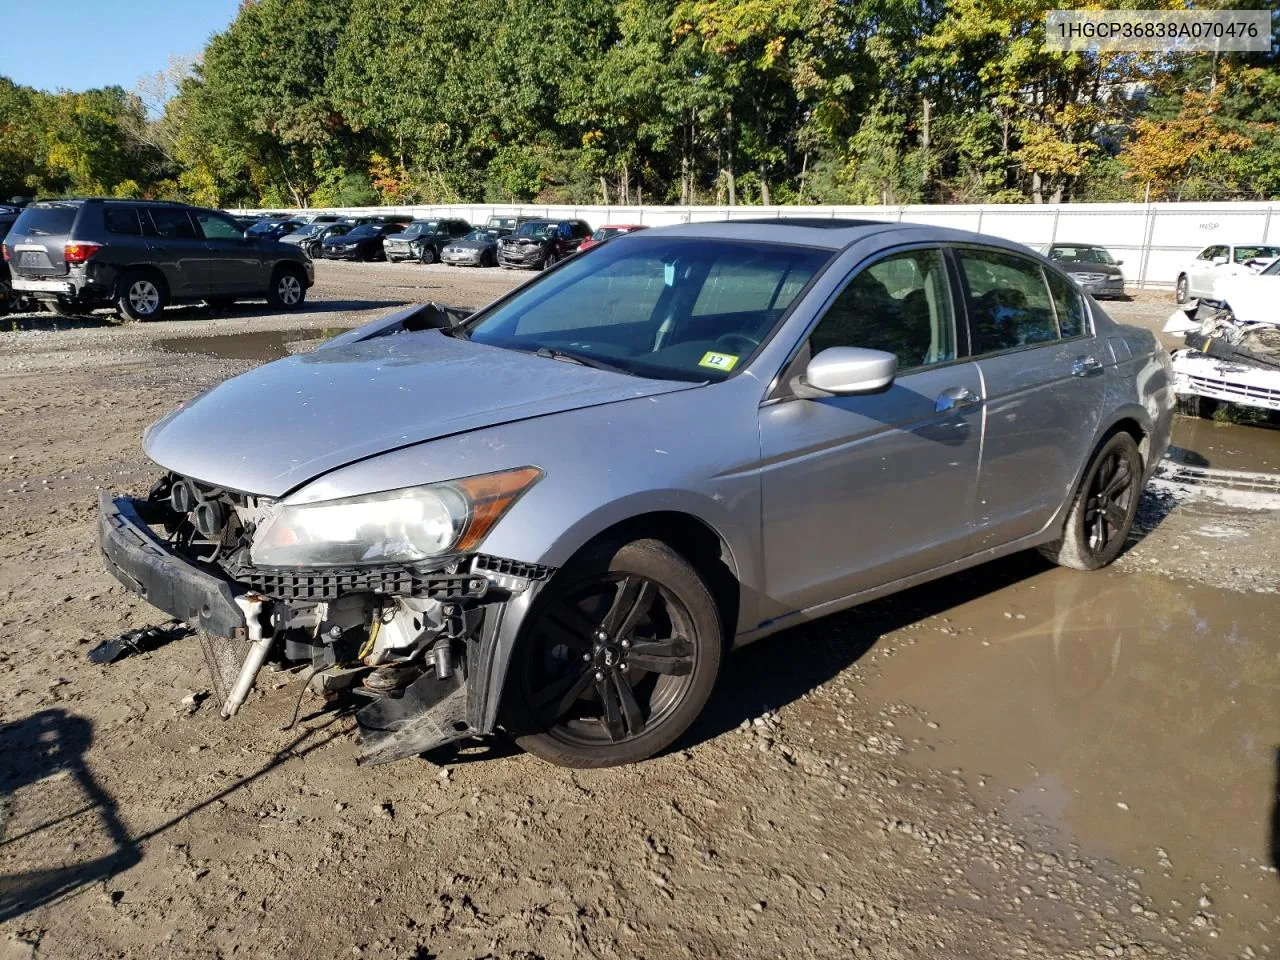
[116,272,166,321]
[418,244,437,265]
[505,538,723,768]
[540,251,558,271]
[1177,394,1218,419]
[1175,274,1189,304]
[481,250,495,268]
[267,266,306,310]
[1038,431,1143,571]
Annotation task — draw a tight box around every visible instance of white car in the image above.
[1174,243,1280,304]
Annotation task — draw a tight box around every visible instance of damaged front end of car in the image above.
[98,466,553,765]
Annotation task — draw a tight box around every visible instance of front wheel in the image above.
[418,244,437,265]
[505,539,722,768]
[1039,431,1143,571]
[116,272,166,321]
[540,251,558,271]
[1175,274,1189,304]
[268,267,306,310]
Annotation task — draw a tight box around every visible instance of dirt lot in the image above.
[1,265,1277,959]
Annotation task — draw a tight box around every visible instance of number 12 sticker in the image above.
[698,351,739,372]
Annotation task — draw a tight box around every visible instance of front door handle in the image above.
[935,386,981,413]
[1072,355,1104,377]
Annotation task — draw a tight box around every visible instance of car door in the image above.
[1187,245,1226,299]
[759,246,985,611]
[955,246,1106,550]
[191,209,262,294]
[142,207,210,297]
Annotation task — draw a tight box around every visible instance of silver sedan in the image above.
[100,220,1174,768]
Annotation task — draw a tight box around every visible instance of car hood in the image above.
[447,239,494,250]
[143,327,693,497]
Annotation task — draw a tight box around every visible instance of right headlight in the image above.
[250,466,542,567]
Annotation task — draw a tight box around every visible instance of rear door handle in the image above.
[1072,356,1104,377]
[935,386,981,413]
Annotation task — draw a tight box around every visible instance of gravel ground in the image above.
[0,263,1276,960]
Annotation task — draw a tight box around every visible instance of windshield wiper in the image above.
[533,346,633,376]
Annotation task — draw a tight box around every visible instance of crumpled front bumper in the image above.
[98,491,247,638]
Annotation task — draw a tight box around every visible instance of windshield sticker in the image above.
[664,261,676,286]
[698,351,739,372]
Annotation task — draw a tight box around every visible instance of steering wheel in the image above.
[712,332,761,356]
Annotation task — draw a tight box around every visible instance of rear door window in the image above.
[145,208,200,240]
[104,207,142,236]
[958,248,1060,353]
[13,204,78,236]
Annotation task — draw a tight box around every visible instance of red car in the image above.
[578,224,648,252]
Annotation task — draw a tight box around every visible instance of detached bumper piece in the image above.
[356,671,469,765]
[98,491,247,639]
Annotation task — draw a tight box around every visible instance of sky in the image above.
[0,0,241,93]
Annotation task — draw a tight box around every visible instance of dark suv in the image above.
[496,219,592,270]
[1,199,315,320]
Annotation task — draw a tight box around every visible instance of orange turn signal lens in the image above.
[453,466,543,552]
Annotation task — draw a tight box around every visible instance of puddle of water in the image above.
[1169,416,1278,474]
[155,328,348,362]
[858,565,1280,946]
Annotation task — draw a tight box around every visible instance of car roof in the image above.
[599,224,646,229]
[1049,242,1107,248]
[643,218,1025,252]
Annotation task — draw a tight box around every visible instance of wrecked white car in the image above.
[1165,257,1280,416]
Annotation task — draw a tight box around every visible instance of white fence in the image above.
[234,201,1280,289]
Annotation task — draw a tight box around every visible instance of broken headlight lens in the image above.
[250,466,542,567]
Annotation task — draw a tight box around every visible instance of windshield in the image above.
[400,221,437,236]
[487,216,519,229]
[344,224,377,239]
[247,220,285,235]
[1050,245,1115,265]
[1236,245,1280,264]
[292,223,325,237]
[515,221,556,239]
[464,236,830,382]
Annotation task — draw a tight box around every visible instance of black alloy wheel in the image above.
[1039,431,1142,571]
[507,539,721,767]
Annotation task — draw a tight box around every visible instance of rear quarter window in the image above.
[13,205,78,237]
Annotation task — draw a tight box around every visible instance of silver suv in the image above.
[2,199,314,320]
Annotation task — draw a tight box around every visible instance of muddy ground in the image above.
[0,266,1276,960]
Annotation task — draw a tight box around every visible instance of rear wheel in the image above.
[1039,431,1142,571]
[267,267,306,310]
[116,272,165,321]
[506,539,722,768]
[1175,274,1189,304]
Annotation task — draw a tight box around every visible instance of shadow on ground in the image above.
[0,707,348,923]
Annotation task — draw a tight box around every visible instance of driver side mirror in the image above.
[796,347,897,397]
[1115,259,1124,266]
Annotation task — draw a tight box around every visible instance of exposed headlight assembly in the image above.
[250,466,542,567]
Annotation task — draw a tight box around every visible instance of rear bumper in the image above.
[98,491,248,639]
[11,275,78,297]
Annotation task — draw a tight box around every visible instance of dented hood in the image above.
[144,328,690,497]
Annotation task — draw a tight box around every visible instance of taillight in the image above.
[64,242,102,264]
[1,245,9,262]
